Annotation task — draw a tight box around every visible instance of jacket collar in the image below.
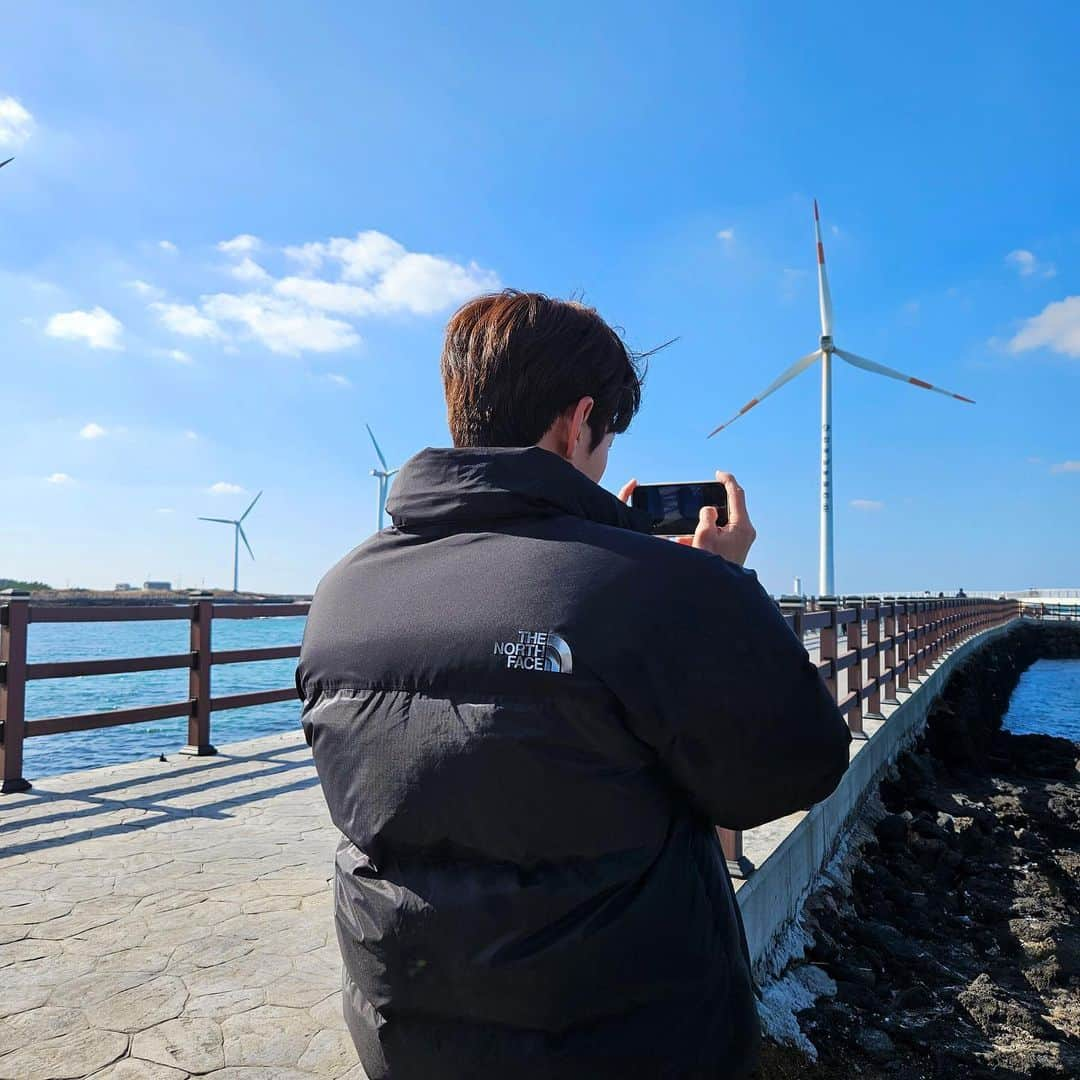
[386,446,652,533]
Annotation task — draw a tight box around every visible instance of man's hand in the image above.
[618,472,757,567]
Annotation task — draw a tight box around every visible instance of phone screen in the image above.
[630,482,729,536]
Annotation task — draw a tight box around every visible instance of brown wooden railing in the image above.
[716,595,1021,877]
[0,591,309,794]
[1,590,1022,859]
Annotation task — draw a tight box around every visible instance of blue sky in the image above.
[3,1,1078,596]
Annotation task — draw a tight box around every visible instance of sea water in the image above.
[1002,658,1080,744]
[22,615,306,779]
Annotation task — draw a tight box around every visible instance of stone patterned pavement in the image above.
[0,733,366,1079]
[0,726,834,1078]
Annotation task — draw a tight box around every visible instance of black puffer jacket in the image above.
[297,447,850,1079]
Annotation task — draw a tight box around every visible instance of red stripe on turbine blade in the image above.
[817,242,825,265]
[740,398,759,414]
[909,377,933,390]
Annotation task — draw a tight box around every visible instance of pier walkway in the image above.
[0,733,361,1079]
[0,596,1036,1077]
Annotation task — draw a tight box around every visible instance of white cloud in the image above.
[716,228,735,242]
[850,498,884,511]
[184,430,199,440]
[373,254,500,315]
[218,234,261,255]
[47,472,74,485]
[127,279,164,300]
[1050,461,1080,474]
[165,348,192,364]
[45,307,124,350]
[202,292,359,355]
[151,301,222,340]
[1008,296,1080,358]
[159,240,178,253]
[208,481,245,495]
[139,229,498,357]
[79,422,107,440]
[156,507,175,514]
[325,373,352,387]
[0,97,34,150]
[274,277,374,315]
[282,230,498,313]
[1006,249,1055,279]
[285,231,404,279]
[229,256,271,284]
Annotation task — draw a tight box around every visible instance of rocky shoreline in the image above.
[759,622,1080,1079]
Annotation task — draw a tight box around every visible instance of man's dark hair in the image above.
[441,290,644,450]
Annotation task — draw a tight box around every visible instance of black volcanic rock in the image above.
[759,623,1080,1079]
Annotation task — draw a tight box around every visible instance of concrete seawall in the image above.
[735,618,1023,975]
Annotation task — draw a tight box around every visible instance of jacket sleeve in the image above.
[606,551,851,831]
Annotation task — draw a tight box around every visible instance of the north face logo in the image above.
[493,630,573,673]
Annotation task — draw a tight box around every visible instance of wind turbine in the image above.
[199,491,262,593]
[0,158,13,170]
[707,200,974,596]
[367,424,398,530]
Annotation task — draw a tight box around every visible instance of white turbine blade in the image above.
[238,524,255,561]
[707,349,821,437]
[240,490,262,522]
[813,199,834,338]
[199,517,235,525]
[366,424,389,471]
[834,348,975,404]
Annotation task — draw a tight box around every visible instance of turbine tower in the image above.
[199,491,262,593]
[367,424,398,531]
[707,200,974,596]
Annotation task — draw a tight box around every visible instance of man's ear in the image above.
[567,396,594,454]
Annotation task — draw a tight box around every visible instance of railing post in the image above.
[845,603,866,738]
[819,603,840,706]
[1,591,32,794]
[882,603,900,705]
[182,593,217,757]
[865,601,883,718]
[910,600,926,682]
[717,825,754,879]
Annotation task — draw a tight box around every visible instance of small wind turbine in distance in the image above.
[366,424,399,531]
[198,490,262,593]
[707,200,975,597]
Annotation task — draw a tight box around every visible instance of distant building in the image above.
[142,580,173,591]
[114,583,133,591]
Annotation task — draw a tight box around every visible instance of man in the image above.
[297,290,850,1079]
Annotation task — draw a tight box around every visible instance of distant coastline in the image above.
[3,586,312,607]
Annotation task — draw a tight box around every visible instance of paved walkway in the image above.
[0,725,854,1079]
[0,733,364,1079]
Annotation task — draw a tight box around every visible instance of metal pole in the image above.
[233,526,239,593]
[0,590,31,793]
[820,350,835,595]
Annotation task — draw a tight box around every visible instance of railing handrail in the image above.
[1,594,311,794]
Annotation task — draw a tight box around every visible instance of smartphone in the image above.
[630,481,729,536]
